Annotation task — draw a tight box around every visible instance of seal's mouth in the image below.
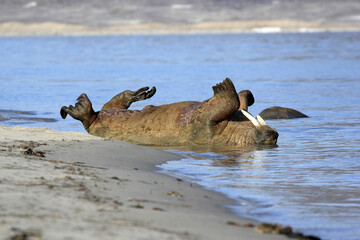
[241,110,279,145]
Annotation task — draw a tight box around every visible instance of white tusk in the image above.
[241,110,260,127]
[257,115,267,126]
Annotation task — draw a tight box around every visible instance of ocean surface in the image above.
[1,33,359,240]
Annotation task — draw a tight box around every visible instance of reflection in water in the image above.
[155,145,272,174]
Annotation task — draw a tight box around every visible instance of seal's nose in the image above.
[255,126,279,145]
[268,131,279,145]
[263,128,279,145]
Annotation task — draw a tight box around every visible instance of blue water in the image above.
[1,33,360,240]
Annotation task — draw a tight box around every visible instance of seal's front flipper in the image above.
[60,93,97,131]
[101,86,156,111]
[132,86,156,102]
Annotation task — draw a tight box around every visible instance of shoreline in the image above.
[1,20,360,36]
[0,125,292,240]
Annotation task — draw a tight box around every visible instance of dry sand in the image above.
[0,125,291,240]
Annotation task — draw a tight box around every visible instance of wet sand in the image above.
[0,125,293,240]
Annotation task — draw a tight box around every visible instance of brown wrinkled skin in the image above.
[61,78,279,147]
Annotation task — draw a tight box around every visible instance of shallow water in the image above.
[1,33,360,240]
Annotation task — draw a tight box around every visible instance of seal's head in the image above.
[241,110,278,145]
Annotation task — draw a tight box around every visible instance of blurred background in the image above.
[1,0,360,34]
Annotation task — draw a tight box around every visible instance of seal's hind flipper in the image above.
[190,78,240,144]
[60,93,97,131]
[205,78,240,122]
[102,86,156,111]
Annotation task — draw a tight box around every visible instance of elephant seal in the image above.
[259,106,309,119]
[61,78,278,146]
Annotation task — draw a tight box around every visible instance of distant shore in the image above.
[2,0,359,36]
[1,20,360,36]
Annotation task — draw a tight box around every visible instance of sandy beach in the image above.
[0,125,296,240]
